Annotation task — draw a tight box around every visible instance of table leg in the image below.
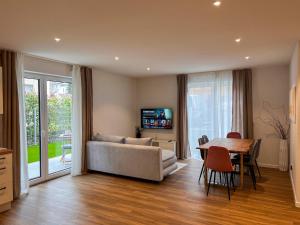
[204,149,208,186]
[240,153,244,188]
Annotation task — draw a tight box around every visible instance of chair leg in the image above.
[219,172,222,185]
[249,166,256,190]
[213,171,216,185]
[255,160,262,177]
[231,172,235,192]
[207,169,213,196]
[198,164,204,183]
[225,173,230,200]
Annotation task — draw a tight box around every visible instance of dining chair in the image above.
[254,139,262,177]
[202,135,209,143]
[206,146,235,200]
[226,132,241,139]
[231,139,261,190]
[198,137,206,183]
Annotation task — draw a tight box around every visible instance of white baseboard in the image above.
[257,162,279,169]
[289,171,300,207]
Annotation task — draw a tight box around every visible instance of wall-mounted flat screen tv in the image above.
[141,108,173,129]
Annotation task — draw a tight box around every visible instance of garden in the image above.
[26,90,72,164]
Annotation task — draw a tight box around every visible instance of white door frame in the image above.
[24,71,72,186]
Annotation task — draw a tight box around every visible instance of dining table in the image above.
[197,138,254,189]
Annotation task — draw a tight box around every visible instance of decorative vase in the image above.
[279,139,288,172]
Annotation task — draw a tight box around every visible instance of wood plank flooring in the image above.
[1,159,300,225]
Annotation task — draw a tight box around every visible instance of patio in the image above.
[28,154,72,179]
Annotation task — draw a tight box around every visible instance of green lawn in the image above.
[27,141,71,163]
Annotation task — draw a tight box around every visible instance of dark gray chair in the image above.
[232,139,262,190]
[234,139,262,177]
[198,137,206,183]
[202,135,209,144]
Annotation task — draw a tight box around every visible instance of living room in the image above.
[1,0,300,224]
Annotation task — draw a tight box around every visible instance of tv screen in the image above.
[141,108,173,129]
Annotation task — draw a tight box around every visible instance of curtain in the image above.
[177,74,190,159]
[15,53,29,195]
[80,67,93,174]
[187,71,232,159]
[71,65,83,176]
[0,49,20,199]
[232,69,253,138]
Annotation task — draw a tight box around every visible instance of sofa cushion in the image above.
[163,163,178,177]
[163,155,177,169]
[92,133,125,144]
[124,137,153,146]
[162,149,175,161]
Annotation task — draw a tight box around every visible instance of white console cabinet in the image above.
[0,149,13,213]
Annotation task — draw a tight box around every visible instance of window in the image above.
[187,71,233,159]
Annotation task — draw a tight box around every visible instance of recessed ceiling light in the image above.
[146,67,151,71]
[54,37,61,42]
[245,56,250,60]
[235,38,241,43]
[114,56,119,61]
[213,1,221,7]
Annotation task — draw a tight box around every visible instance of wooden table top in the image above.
[197,138,254,154]
[0,148,13,155]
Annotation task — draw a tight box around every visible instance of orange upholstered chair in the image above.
[206,146,235,200]
[226,132,241,139]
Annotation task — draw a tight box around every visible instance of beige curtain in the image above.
[232,69,253,138]
[0,50,20,199]
[177,74,190,159]
[80,67,93,174]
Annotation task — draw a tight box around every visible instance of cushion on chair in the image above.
[92,133,125,144]
[163,156,177,169]
[163,163,178,176]
[124,137,153,146]
[162,150,175,161]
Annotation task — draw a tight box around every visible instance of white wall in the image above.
[136,75,177,140]
[93,69,137,137]
[252,65,289,168]
[290,41,300,207]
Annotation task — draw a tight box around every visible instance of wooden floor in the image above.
[1,159,300,225]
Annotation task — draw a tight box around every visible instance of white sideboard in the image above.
[152,139,176,153]
[0,149,13,213]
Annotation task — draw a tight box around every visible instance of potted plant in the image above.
[135,126,143,138]
[259,101,290,171]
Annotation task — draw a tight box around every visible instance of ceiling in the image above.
[0,0,300,77]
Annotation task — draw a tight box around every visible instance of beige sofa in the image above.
[87,140,177,181]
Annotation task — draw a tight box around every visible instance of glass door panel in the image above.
[47,81,72,174]
[24,78,41,180]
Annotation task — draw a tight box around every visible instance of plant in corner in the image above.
[258,101,290,171]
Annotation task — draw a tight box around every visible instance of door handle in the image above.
[0,187,6,191]
[0,167,6,170]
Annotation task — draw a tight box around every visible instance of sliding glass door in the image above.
[25,73,72,184]
[187,71,233,159]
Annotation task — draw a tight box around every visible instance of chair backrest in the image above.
[198,137,205,160]
[206,146,233,172]
[226,132,241,139]
[253,139,262,160]
[249,139,262,165]
[202,135,209,143]
[198,137,205,146]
